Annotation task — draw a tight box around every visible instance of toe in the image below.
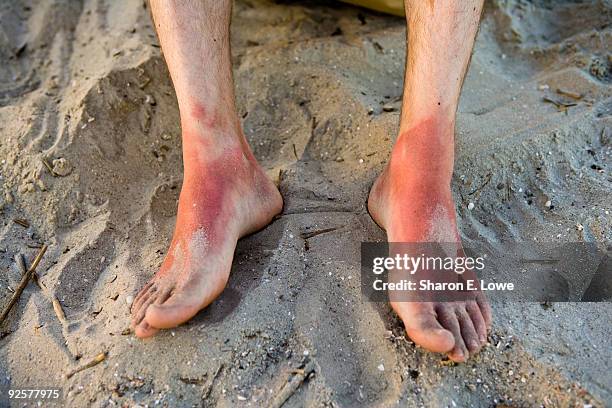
[457,308,481,355]
[437,306,468,362]
[477,294,492,331]
[134,321,159,338]
[145,291,202,329]
[131,283,157,315]
[398,304,455,353]
[131,292,158,328]
[466,301,487,345]
[132,281,154,310]
[133,286,173,337]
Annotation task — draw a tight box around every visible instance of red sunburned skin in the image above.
[189,101,219,129]
[177,146,247,241]
[369,116,457,242]
[393,116,455,178]
[130,125,282,338]
[368,114,491,363]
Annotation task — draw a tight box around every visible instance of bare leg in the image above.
[130,0,283,338]
[368,0,492,362]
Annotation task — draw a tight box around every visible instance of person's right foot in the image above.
[130,126,282,338]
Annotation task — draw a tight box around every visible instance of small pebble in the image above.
[126,295,134,306]
[545,200,552,208]
[467,202,475,211]
[377,364,385,372]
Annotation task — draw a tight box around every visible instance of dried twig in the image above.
[270,360,315,408]
[543,96,577,112]
[17,253,66,324]
[16,254,44,290]
[13,218,30,228]
[202,363,223,400]
[300,228,338,240]
[556,88,583,100]
[292,143,298,160]
[179,375,207,385]
[0,245,47,324]
[468,173,492,196]
[66,352,107,379]
[41,158,58,177]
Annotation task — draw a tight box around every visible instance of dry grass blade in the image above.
[52,297,67,323]
[66,352,107,379]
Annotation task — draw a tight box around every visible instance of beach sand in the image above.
[0,0,610,406]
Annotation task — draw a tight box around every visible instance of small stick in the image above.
[0,245,47,324]
[41,158,58,176]
[13,219,30,228]
[292,143,298,160]
[300,228,338,240]
[270,360,315,408]
[16,254,44,290]
[542,97,577,111]
[179,375,207,385]
[556,88,583,100]
[468,173,492,196]
[202,363,223,400]
[17,253,65,324]
[66,352,107,379]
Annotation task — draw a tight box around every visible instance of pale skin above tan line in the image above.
[131,0,491,363]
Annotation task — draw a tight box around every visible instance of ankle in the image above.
[397,113,455,143]
[388,116,456,184]
[183,142,252,181]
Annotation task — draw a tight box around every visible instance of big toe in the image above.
[401,309,455,353]
[134,321,159,339]
[144,292,202,329]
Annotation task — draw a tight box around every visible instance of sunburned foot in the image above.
[368,118,492,362]
[131,127,283,338]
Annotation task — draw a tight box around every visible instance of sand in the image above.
[0,0,610,406]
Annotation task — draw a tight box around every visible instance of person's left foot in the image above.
[368,119,492,362]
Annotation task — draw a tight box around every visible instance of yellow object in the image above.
[340,0,405,16]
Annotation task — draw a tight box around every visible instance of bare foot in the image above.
[368,120,492,362]
[130,128,282,338]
